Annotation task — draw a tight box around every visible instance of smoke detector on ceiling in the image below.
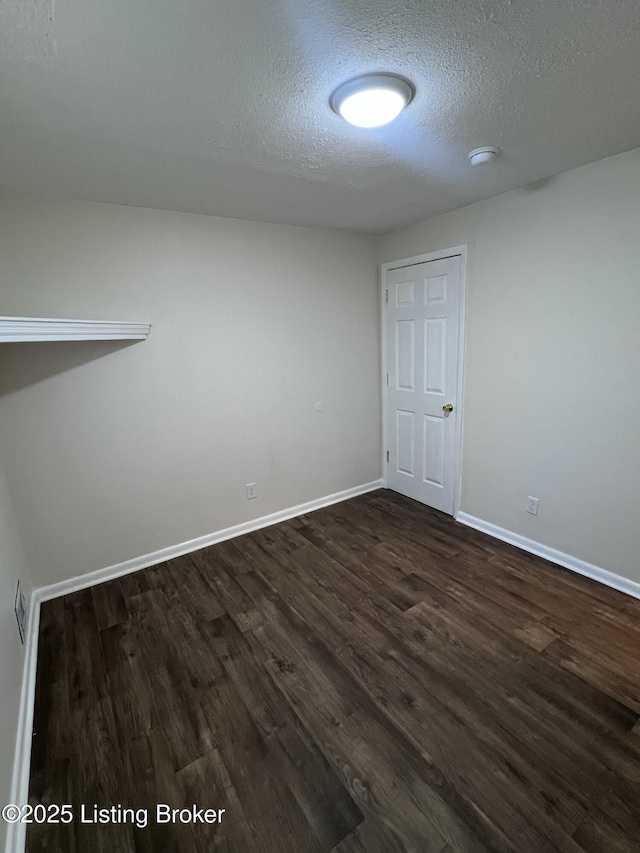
[468,146,500,166]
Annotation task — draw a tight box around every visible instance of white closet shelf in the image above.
[0,317,151,342]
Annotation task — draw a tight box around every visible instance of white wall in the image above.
[379,146,640,585]
[0,456,32,852]
[0,197,380,586]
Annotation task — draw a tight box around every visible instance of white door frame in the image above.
[380,245,467,519]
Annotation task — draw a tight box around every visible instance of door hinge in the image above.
[385,289,388,304]
[386,372,389,386]
[386,450,390,463]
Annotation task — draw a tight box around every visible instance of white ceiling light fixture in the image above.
[330,73,414,128]
[468,146,500,166]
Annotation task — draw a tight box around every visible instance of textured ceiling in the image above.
[1,0,640,233]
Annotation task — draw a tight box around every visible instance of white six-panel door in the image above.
[385,255,462,514]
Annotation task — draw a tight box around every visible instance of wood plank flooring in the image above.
[27,490,640,852]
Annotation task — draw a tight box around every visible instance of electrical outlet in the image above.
[246,482,257,500]
[526,496,539,516]
[14,580,26,644]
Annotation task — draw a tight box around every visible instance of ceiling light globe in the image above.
[331,74,414,128]
[339,89,406,128]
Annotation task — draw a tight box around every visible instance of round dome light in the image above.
[330,74,414,128]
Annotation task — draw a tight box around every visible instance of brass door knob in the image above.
[442,403,454,413]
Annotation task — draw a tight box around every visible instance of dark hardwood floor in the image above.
[28,490,640,852]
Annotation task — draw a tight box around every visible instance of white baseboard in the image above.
[37,479,383,603]
[456,511,640,602]
[5,478,382,853]
[5,597,41,853]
